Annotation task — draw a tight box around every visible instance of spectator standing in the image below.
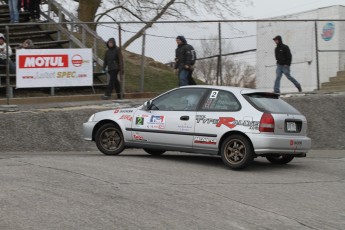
[8,0,19,23]
[174,36,197,86]
[0,33,16,74]
[273,35,302,93]
[29,0,40,21]
[18,0,30,12]
[101,38,123,100]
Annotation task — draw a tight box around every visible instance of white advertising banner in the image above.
[16,48,93,88]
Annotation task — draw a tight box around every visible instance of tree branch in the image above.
[122,0,176,49]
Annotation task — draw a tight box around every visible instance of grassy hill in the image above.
[122,51,179,93]
[3,50,181,98]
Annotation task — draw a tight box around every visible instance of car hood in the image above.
[93,106,140,121]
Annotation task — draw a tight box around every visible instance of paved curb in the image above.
[0,92,160,105]
[0,105,19,112]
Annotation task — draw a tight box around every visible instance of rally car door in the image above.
[194,89,243,151]
[130,88,207,148]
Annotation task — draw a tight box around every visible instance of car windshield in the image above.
[150,88,207,111]
[243,93,300,114]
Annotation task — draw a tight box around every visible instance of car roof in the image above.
[178,85,273,95]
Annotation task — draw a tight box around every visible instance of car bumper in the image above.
[247,133,311,155]
[83,121,97,141]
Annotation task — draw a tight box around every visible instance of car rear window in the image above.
[243,93,301,114]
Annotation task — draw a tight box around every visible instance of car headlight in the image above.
[88,114,95,122]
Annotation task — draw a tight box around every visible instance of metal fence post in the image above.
[140,32,146,92]
[218,22,222,86]
[314,21,320,90]
[5,26,10,104]
[118,23,125,98]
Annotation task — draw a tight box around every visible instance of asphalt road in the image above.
[1,149,344,230]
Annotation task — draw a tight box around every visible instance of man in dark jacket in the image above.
[29,0,41,22]
[175,36,196,86]
[101,38,123,100]
[273,35,302,93]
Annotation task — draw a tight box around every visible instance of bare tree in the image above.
[195,36,255,87]
[195,36,233,85]
[195,38,221,84]
[223,59,240,86]
[55,0,252,48]
[78,0,102,30]
[241,64,256,88]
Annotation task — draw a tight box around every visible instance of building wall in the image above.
[256,5,345,92]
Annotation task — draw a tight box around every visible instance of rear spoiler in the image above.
[241,91,280,98]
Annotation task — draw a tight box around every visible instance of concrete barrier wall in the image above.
[0,92,344,152]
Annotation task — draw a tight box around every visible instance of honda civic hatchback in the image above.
[83,85,311,169]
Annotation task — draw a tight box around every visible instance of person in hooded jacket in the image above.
[175,36,197,86]
[101,37,123,100]
[273,35,302,93]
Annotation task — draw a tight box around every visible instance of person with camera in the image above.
[0,33,16,74]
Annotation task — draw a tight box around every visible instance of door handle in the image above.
[180,116,189,121]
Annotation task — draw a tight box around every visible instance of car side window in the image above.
[201,90,241,111]
[150,88,206,111]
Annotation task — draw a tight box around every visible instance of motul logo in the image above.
[19,55,69,68]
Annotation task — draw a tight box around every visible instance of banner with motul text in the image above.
[16,49,93,88]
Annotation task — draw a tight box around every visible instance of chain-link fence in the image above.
[99,19,345,93]
[1,17,345,97]
[97,21,258,89]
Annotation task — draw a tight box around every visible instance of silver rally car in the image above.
[83,85,311,169]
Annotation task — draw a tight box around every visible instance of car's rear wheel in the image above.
[220,135,254,170]
[143,148,166,156]
[95,123,125,155]
[266,155,294,164]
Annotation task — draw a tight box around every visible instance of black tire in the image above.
[95,123,125,155]
[266,155,294,164]
[143,148,166,156]
[220,135,254,170]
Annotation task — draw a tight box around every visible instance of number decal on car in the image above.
[210,91,219,98]
[136,117,144,125]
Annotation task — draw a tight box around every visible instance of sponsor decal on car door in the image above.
[131,110,196,147]
[193,90,243,150]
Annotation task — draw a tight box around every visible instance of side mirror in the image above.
[143,100,152,110]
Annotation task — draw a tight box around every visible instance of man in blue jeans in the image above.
[273,35,302,93]
[175,36,196,86]
[8,0,19,23]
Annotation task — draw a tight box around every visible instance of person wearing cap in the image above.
[273,35,302,93]
[17,39,35,49]
[0,33,16,74]
[8,0,20,23]
[175,35,197,86]
[101,37,123,100]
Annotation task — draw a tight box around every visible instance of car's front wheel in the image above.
[95,123,125,155]
[220,135,254,170]
[266,155,294,164]
[143,149,166,156]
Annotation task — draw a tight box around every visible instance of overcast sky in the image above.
[144,0,345,63]
[58,0,345,63]
[243,0,345,19]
